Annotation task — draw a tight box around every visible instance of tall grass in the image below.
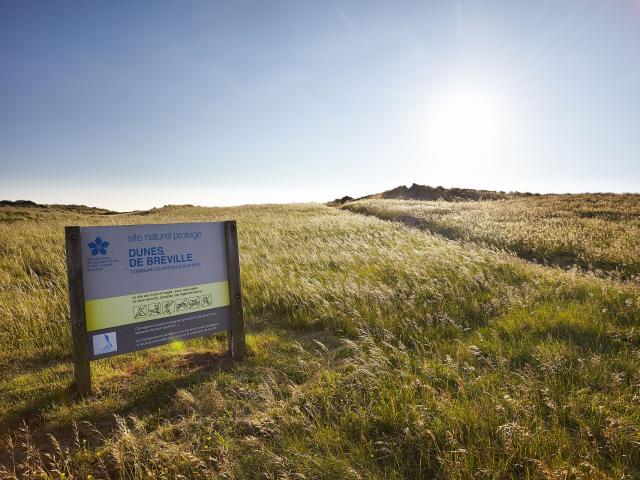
[343,195,640,280]
[0,202,639,478]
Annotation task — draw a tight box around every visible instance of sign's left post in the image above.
[65,226,92,397]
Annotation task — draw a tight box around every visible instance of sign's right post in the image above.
[224,220,246,360]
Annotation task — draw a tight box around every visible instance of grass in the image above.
[0,201,639,478]
[342,195,640,280]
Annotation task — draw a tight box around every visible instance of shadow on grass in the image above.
[348,208,638,279]
[1,351,238,468]
[0,383,76,435]
[107,351,233,414]
[534,321,633,354]
[0,350,234,450]
[0,326,341,469]
[496,319,634,362]
[0,350,72,382]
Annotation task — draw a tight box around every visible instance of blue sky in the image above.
[1,0,639,210]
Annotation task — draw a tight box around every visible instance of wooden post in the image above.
[224,221,246,360]
[65,226,92,397]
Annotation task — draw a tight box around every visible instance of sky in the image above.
[1,0,639,210]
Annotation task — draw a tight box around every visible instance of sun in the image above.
[424,86,508,165]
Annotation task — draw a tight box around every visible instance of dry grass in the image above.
[0,201,639,479]
[343,195,640,280]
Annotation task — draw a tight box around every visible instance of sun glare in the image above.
[425,86,508,166]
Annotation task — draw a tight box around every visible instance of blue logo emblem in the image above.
[88,237,109,256]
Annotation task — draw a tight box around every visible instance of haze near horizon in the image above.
[1,0,639,210]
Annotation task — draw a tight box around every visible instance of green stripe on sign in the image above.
[84,281,230,331]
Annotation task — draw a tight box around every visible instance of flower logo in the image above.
[88,237,109,256]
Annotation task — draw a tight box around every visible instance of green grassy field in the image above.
[1,200,639,479]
